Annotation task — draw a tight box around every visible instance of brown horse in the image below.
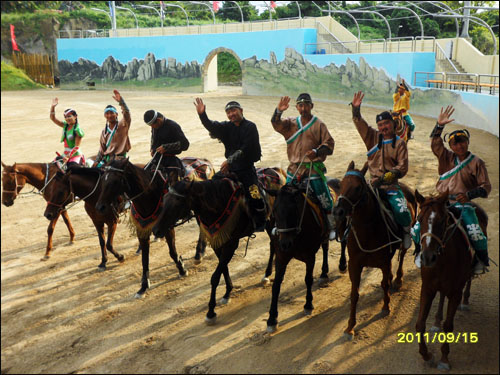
[152,168,286,325]
[332,161,416,339]
[95,158,214,298]
[414,189,488,371]
[43,167,125,269]
[2,161,76,259]
[266,178,347,333]
[393,112,410,143]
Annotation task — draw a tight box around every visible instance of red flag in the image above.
[270,1,277,9]
[213,1,219,12]
[10,24,20,52]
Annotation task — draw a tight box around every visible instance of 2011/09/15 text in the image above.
[397,332,478,344]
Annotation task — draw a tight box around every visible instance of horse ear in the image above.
[1,161,6,169]
[415,189,425,205]
[360,161,369,176]
[347,160,355,171]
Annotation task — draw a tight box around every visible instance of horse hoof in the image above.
[180,270,189,278]
[339,267,347,274]
[429,326,440,333]
[205,315,217,326]
[423,353,435,367]
[458,304,470,311]
[380,308,390,317]
[304,308,313,316]
[134,292,145,299]
[135,248,141,255]
[98,265,106,271]
[437,361,450,371]
[266,324,278,333]
[193,258,202,265]
[118,255,125,263]
[40,255,50,261]
[261,277,270,285]
[343,331,354,341]
[318,277,329,287]
[220,297,230,305]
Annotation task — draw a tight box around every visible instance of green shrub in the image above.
[1,61,46,90]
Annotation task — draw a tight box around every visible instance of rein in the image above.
[420,207,464,256]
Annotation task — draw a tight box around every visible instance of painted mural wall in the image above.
[57,29,498,136]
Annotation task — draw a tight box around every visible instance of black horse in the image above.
[95,159,208,297]
[266,180,347,333]
[152,172,281,325]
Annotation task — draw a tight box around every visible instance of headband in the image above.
[64,108,77,117]
[146,110,159,125]
[446,130,470,143]
[104,106,118,114]
[296,93,312,104]
[225,101,242,111]
[376,111,393,123]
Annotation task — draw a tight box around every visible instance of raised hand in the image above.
[52,97,59,107]
[351,91,364,107]
[112,89,122,103]
[194,97,206,115]
[437,105,455,126]
[277,96,290,112]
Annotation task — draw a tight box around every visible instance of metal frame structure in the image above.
[312,1,360,39]
[116,6,138,29]
[377,4,424,38]
[348,9,392,39]
[188,1,215,25]
[134,4,163,28]
[162,3,190,26]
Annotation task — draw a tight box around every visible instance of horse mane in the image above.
[108,159,158,193]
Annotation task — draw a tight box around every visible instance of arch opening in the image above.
[202,48,243,93]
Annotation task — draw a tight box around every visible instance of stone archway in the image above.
[201,47,244,93]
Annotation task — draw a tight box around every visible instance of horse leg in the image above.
[459,278,472,311]
[165,228,187,277]
[344,262,362,339]
[437,292,462,371]
[415,286,437,363]
[135,237,151,298]
[392,247,407,291]
[338,239,347,274]
[220,263,233,305]
[262,237,276,285]
[431,292,445,332]
[60,210,75,243]
[94,222,108,270]
[304,255,316,314]
[193,231,206,265]
[267,253,291,333]
[206,241,238,325]
[105,221,124,263]
[43,215,59,260]
[380,263,393,315]
[318,240,329,286]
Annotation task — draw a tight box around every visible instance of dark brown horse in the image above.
[414,189,488,371]
[43,167,125,269]
[152,168,286,325]
[332,161,416,339]
[266,179,347,333]
[2,161,76,259]
[95,158,212,298]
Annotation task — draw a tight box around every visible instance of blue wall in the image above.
[57,29,317,65]
[305,52,435,85]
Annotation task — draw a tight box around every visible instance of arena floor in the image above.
[1,88,498,373]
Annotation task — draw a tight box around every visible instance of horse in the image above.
[265,177,347,333]
[43,167,125,269]
[414,189,488,371]
[95,158,214,297]
[2,161,76,259]
[332,161,417,339]
[152,167,286,325]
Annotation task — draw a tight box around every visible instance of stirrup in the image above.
[329,229,336,241]
[414,253,422,269]
[473,260,489,275]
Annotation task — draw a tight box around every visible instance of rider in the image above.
[50,98,85,168]
[194,98,266,232]
[351,91,413,250]
[393,79,416,139]
[92,90,131,168]
[143,109,190,184]
[412,105,491,274]
[271,93,336,241]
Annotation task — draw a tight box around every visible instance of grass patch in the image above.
[60,76,202,92]
[1,61,46,90]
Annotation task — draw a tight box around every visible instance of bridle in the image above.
[2,170,24,198]
[335,170,366,216]
[419,204,462,257]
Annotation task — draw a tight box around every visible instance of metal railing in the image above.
[415,71,499,95]
[435,42,459,73]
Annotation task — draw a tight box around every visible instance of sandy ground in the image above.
[1,88,498,374]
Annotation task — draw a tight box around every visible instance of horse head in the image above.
[2,162,24,207]
[273,184,307,252]
[95,158,132,215]
[44,171,73,220]
[333,161,369,224]
[152,179,196,238]
[415,189,450,268]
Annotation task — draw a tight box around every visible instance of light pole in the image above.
[135,4,163,28]
[229,1,244,23]
[188,1,216,24]
[116,6,138,29]
[163,3,190,26]
[91,8,112,27]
